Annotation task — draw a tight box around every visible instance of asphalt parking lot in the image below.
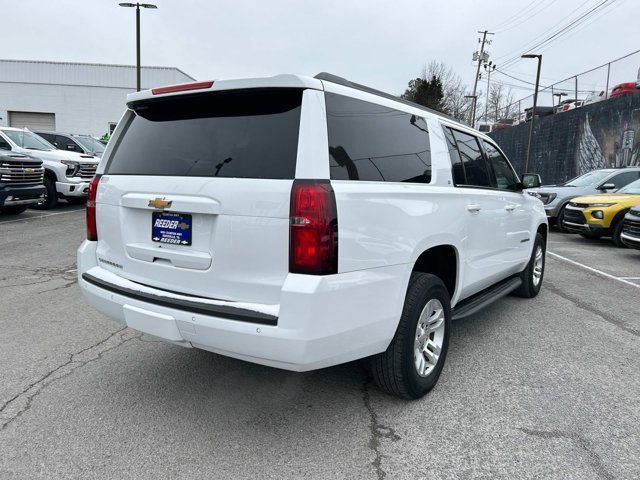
[1,207,639,480]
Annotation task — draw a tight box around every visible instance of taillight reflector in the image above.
[86,174,102,241]
[289,180,338,275]
[151,81,214,95]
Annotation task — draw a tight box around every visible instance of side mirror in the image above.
[599,183,616,191]
[521,173,542,189]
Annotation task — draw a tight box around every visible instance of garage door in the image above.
[8,111,56,131]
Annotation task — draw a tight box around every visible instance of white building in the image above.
[0,59,194,137]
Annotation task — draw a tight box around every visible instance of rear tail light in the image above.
[289,180,338,275]
[86,174,102,241]
[151,81,214,95]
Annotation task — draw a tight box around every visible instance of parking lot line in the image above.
[548,251,640,290]
[0,208,84,225]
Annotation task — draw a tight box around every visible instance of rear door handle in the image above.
[466,204,481,213]
[505,203,519,212]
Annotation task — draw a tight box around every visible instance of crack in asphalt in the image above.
[545,281,640,338]
[0,327,139,431]
[0,264,77,291]
[361,378,401,480]
[518,427,614,480]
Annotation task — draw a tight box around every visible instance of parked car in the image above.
[77,73,548,399]
[495,118,514,129]
[562,178,640,246]
[0,152,45,215]
[554,99,583,113]
[525,106,554,121]
[33,131,105,158]
[620,205,640,250]
[0,127,99,209]
[477,122,494,133]
[584,91,605,105]
[528,167,640,231]
[610,82,640,98]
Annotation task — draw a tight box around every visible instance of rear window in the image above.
[326,93,431,183]
[105,88,303,179]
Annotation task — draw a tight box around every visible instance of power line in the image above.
[494,0,557,34]
[500,0,614,69]
[490,0,545,30]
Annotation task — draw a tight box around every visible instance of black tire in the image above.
[556,205,568,232]
[66,197,86,205]
[580,232,603,239]
[0,205,27,215]
[369,272,451,399]
[31,177,57,210]
[513,232,546,298]
[611,220,626,248]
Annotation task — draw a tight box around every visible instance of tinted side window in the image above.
[443,127,466,185]
[482,141,520,191]
[608,171,640,189]
[0,135,11,150]
[452,130,491,188]
[56,135,74,150]
[326,93,431,183]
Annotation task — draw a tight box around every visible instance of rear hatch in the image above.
[95,88,304,305]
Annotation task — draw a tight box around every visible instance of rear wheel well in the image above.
[412,245,457,298]
[537,223,548,244]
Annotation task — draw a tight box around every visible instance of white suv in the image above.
[0,127,99,209]
[77,74,547,399]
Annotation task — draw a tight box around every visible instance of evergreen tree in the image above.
[402,75,445,112]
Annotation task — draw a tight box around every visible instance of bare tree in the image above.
[481,83,516,124]
[421,60,473,122]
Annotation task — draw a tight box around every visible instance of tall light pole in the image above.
[522,54,542,173]
[119,2,158,92]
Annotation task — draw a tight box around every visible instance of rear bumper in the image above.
[0,184,46,207]
[56,180,91,197]
[77,240,409,371]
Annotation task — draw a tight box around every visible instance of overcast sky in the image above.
[4,0,638,102]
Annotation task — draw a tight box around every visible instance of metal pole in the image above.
[605,62,611,99]
[470,30,491,128]
[574,76,578,100]
[551,85,554,105]
[525,55,542,173]
[136,3,141,92]
[484,67,490,122]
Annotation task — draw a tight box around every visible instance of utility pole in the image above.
[470,30,493,128]
[484,61,496,122]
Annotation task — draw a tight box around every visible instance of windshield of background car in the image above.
[619,179,640,194]
[74,136,105,154]
[564,169,612,187]
[2,130,54,150]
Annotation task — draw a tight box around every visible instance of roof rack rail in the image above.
[314,72,456,122]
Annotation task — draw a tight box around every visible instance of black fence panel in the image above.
[489,93,640,184]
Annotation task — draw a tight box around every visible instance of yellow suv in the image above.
[562,178,640,247]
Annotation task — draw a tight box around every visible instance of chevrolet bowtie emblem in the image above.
[148,197,172,210]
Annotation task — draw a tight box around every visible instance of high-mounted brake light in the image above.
[86,174,102,241]
[151,81,214,95]
[289,180,338,275]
